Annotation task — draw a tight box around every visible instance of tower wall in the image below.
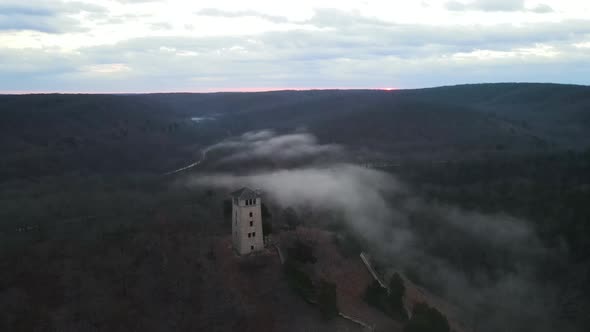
[231,197,264,255]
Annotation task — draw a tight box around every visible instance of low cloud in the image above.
[185,130,567,331]
[191,163,411,245]
[205,130,343,164]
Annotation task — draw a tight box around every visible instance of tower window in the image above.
[250,221,253,227]
[251,246,254,250]
[248,233,251,238]
[249,212,253,217]
[253,232,256,237]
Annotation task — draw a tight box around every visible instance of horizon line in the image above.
[1,82,587,95]
[0,87,398,95]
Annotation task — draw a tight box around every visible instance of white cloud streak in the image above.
[206,130,343,164]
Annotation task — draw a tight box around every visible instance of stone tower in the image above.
[230,187,264,255]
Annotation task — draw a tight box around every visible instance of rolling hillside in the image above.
[1,83,589,332]
[2,83,589,179]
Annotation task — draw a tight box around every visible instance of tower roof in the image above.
[230,187,260,200]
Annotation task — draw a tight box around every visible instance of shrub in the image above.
[364,280,386,309]
[283,207,301,230]
[262,220,272,237]
[317,280,338,319]
[404,303,450,332]
[332,231,364,257]
[261,203,273,236]
[287,240,317,264]
[388,273,407,320]
[284,259,315,302]
[364,274,408,321]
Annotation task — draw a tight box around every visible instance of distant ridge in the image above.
[1,83,589,179]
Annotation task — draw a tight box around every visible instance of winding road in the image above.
[164,149,208,175]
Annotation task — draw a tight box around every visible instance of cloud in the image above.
[305,8,392,28]
[192,164,410,241]
[0,0,106,33]
[185,130,565,331]
[73,17,590,63]
[530,4,554,14]
[0,16,74,33]
[196,8,288,23]
[0,5,588,91]
[0,6,54,16]
[205,130,343,164]
[445,0,553,13]
[2,19,589,92]
[115,0,160,2]
[82,63,131,74]
[445,0,525,12]
[150,22,173,30]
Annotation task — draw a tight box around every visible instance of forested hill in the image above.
[1,83,589,179]
[1,83,590,331]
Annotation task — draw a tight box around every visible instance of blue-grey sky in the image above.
[1,0,589,92]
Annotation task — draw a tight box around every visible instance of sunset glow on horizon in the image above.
[0,86,401,95]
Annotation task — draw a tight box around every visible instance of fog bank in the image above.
[185,130,568,332]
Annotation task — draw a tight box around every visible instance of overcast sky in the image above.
[1,0,589,93]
